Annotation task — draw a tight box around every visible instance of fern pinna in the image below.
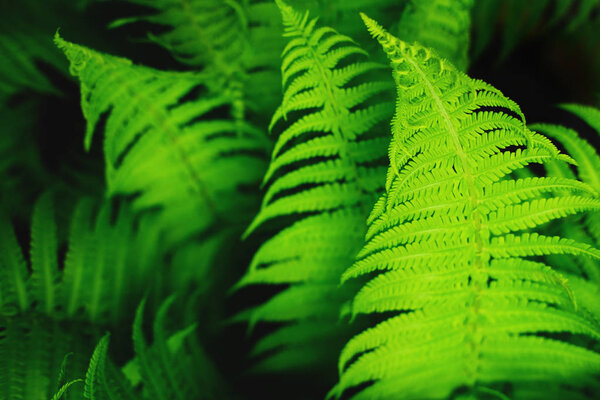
[232,0,392,374]
[331,15,600,399]
[55,35,270,290]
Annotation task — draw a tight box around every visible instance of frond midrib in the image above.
[402,49,488,385]
[291,20,376,198]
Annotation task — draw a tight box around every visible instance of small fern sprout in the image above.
[331,15,600,400]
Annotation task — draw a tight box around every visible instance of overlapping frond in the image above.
[0,1,64,96]
[396,0,474,71]
[0,0,103,97]
[288,0,403,44]
[232,0,393,374]
[109,0,285,117]
[531,104,600,283]
[331,16,600,399]
[55,35,269,289]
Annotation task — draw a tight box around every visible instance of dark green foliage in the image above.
[472,0,600,61]
[0,1,599,399]
[81,297,225,400]
[0,193,154,325]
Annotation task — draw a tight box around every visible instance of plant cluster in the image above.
[1,0,600,399]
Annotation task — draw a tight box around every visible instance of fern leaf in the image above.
[532,104,600,281]
[0,213,29,314]
[127,297,221,399]
[332,16,600,399]
[0,1,66,96]
[0,314,92,400]
[396,0,474,71]
[111,0,247,71]
[83,333,141,400]
[29,193,59,316]
[233,1,393,374]
[84,334,109,399]
[108,0,285,117]
[55,34,269,291]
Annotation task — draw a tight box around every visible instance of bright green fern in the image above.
[233,0,393,374]
[55,34,270,290]
[331,15,600,399]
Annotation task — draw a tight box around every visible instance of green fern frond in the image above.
[0,194,154,326]
[532,105,600,192]
[110,0,247,72]
[0,215,30,315]
[55,34,269,289]
[127,297,222,399]
[233,1,393,374]
[29,192,59,316]
[77,296,225,400]
[332,16,600,399]
[287,0,404,46]
[0,314,93,400]
[396,0,474,71]
[531,104,600,282]
[109,0,285,117]
[83,333,141,400]
[51,379,84,400]
[83,333,134,400]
